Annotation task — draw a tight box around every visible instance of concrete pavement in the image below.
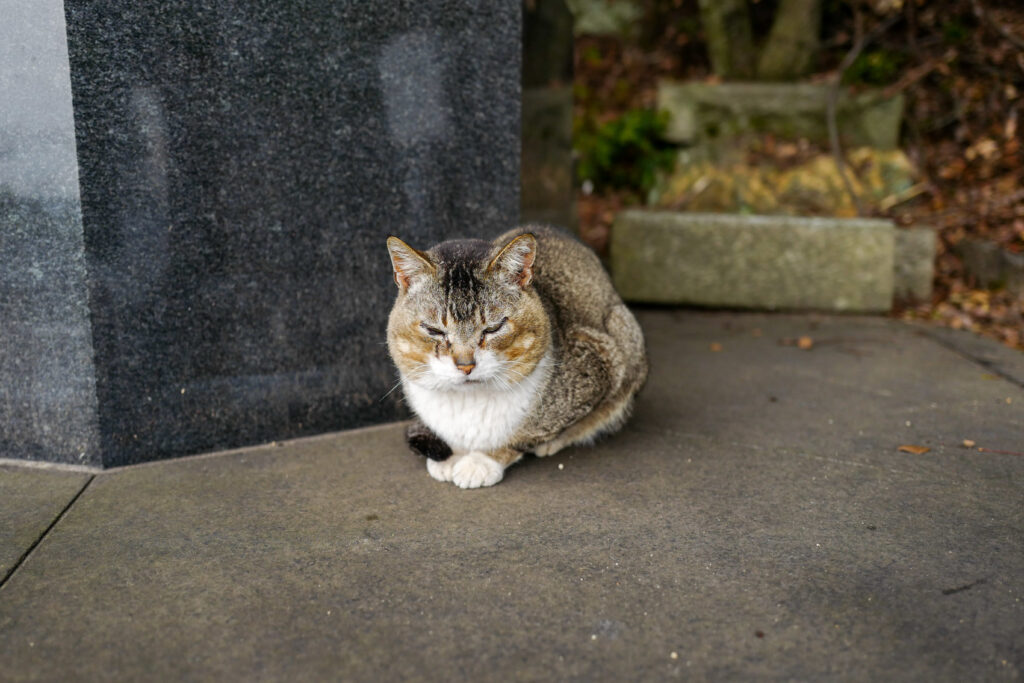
[1,310,1021,681]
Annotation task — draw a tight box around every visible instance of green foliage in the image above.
[941,19,970,45]
[844,48,906,86]
[574,108,676,195]
[581,45,603,66]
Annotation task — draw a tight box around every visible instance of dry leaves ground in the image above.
[575,0,1024,350]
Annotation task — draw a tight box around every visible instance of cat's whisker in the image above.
[501,366,528,380]
[379,366,432,401]
[378,377,407,402]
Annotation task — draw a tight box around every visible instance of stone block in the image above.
[893,227,936,303]
[658,81,904,150]
[2,1,520,466]
[0,0,101,466]
[610,210,895,312]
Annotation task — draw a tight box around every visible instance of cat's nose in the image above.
[452,347,475,375]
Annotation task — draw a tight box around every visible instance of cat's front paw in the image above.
[426,454,463,482]
[451,452,504,489]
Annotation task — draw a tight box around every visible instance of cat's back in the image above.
[497,225,647,451]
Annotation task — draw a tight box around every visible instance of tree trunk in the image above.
[697,0,755,80]
[756,0,823,80]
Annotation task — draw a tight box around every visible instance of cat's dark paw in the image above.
[405,422,453,461]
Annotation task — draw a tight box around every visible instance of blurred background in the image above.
[524,0,1024,349]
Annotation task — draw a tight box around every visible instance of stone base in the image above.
[610,210,895,312]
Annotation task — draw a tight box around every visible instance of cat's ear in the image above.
[488,233,537,289]
[387,236,435,293]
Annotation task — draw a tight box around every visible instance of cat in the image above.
[385,225,647,488]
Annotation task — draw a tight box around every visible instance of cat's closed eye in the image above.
[483,317,507,335]
[420,323,445,338]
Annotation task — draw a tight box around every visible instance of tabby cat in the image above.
[386,226,647,488]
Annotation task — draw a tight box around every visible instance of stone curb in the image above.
[610,210,899,312]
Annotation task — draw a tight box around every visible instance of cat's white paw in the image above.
[426,455,463,482]
[451,452,504,489]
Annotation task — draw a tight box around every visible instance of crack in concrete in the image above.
[942,578,987,596]
[921,330,1024,390]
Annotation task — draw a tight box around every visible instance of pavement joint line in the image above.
[0,474,95,591]
[919,329,1024,390]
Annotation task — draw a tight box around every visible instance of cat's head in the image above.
[385,233,551,391]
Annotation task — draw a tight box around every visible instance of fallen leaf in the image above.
[898,444,931,454]
[962,439,976,448]
[710,342,723,352]
[797,336,814,350]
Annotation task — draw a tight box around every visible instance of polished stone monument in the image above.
[1,0,520,467]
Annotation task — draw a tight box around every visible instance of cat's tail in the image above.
[405,421,453,461]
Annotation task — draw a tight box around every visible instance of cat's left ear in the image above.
[488,233,537,289]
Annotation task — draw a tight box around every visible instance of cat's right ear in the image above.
[488,233,537,289]
[386,237,435,293]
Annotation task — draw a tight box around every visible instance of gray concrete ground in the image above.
[1,310,1021,682]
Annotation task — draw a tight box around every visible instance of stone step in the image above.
[610,210,909,312]
[657,81,904,150]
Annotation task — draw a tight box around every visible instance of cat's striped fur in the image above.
[386,225,647,488]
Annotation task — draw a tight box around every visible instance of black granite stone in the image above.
[1,0,519,466]
[0,1,102,466]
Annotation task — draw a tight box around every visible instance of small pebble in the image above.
[670,652,678,660]
[962,439,976,448]
[558,463,564,470]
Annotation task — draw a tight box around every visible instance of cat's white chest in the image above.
[404,353,551,453]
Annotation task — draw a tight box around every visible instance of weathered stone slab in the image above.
[658,81,904,150]
[893,227,936,303]
[610,210,895,311]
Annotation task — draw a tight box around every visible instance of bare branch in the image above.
[826,12,901,216]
